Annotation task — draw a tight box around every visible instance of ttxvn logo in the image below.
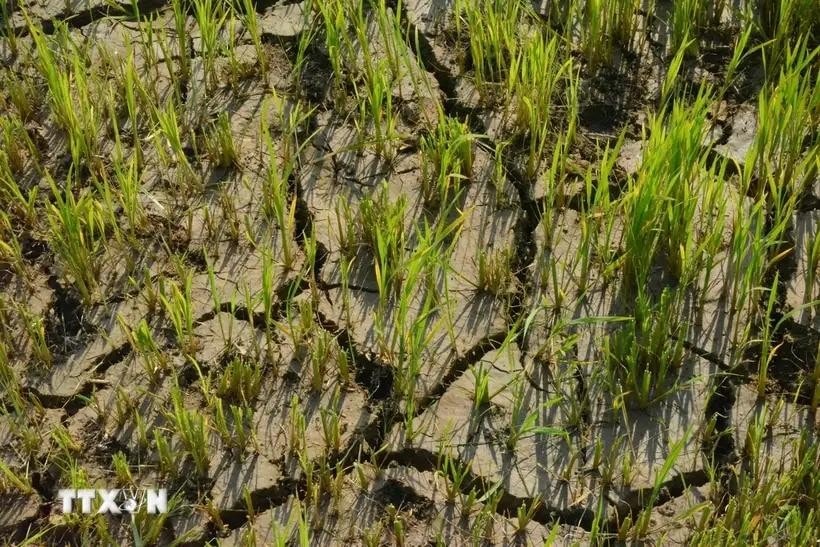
[57,488,167,514]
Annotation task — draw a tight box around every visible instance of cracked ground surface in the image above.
[1,0,819,545]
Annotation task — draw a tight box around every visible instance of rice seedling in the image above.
[454,0,524,96]
[28,21,102,174]
[288,395,307,457]
[753,0,817,73]
[154,102,198,191]
[218,355,262,405]
[192,0,229,91]
[111,451,134,487]
[262,100,298,270]
[605,288,686,408]
[420,114,474,210]
[507,29,574,180]
[475,248,514,295]
[0,214,28,283]
[238,0,266,74]
[120,317,167,384]
[319,387,342,453]
[358,183,407,305]
[0,460,33,494]
[158,272,197,356]
[167,386,210,478]
[0,171,39,236]
[670,1,711,56]
[47,177,106,306]
[153,428,178,478]
[471,363,491,408]
[213,397,255,451]
[203,112,239,168]
[746,39,818,208]
[805,230,820,308]
[356,56,398,159]
[0,115,35,175]
[309,329,332,392]
[515,497,542,532]
[505,382,567,450]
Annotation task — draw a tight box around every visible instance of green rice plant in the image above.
[288,394,307,456]
[309,329,332,392]
[154,102,197,190]
[0,461,33,494]
[239,0,266,73]
[806,230,820,314]
[356,57,398,159]
[579,0,652,67]
[192,0,229,90]
[28,22,101,174]
[690,433,817,544]
[319,387,342,453]
[605,288,686,408]
[0,341,25,414]
[118,52,144,166]
[454,0,524,95]
[262,100,298,270]
[168,386,210,478]
[47,177,105,306]
[671,0,711,56]
[170,0,191,87]
[158,272,197,355]
[726,199,768,331]
[260,248,277,333]
[581,0,609,69]
[0,213,28,282]
[213,397,255,451]
[752,0,817,72]
[358,184,407,306]
[756,273,781,398]
[746,40,818,210]
[203,112,238,168]
[813,339,820,410]
[112,154,144,236]
[372,0,406,78]
[475,248,514,295]
[507,31,573,180]
[420,114,474,209]
[283,298,316,351]
[1,71,37,122]
[315,0,350,99]
[153,429,178,478]
[0,157,39,229]
[632,429,691,537]
[111,451,134,487]
[397,290,439,439]
[119,317,168,384]
[435,446,471,504]
[580,0,642,68]
[0,0,17,56]
[515,497,542,532]
[621,85,712,287]
[0,115,36,175]
[217,356,262,405]
[505,382,567,450]
[471,364,491,408]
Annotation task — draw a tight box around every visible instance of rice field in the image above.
[0,0,818,544]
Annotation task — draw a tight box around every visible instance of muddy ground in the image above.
[0,0,818,545]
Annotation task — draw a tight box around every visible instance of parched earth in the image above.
[0,0,818,545]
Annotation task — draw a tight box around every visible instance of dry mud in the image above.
[0,0,818,545]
